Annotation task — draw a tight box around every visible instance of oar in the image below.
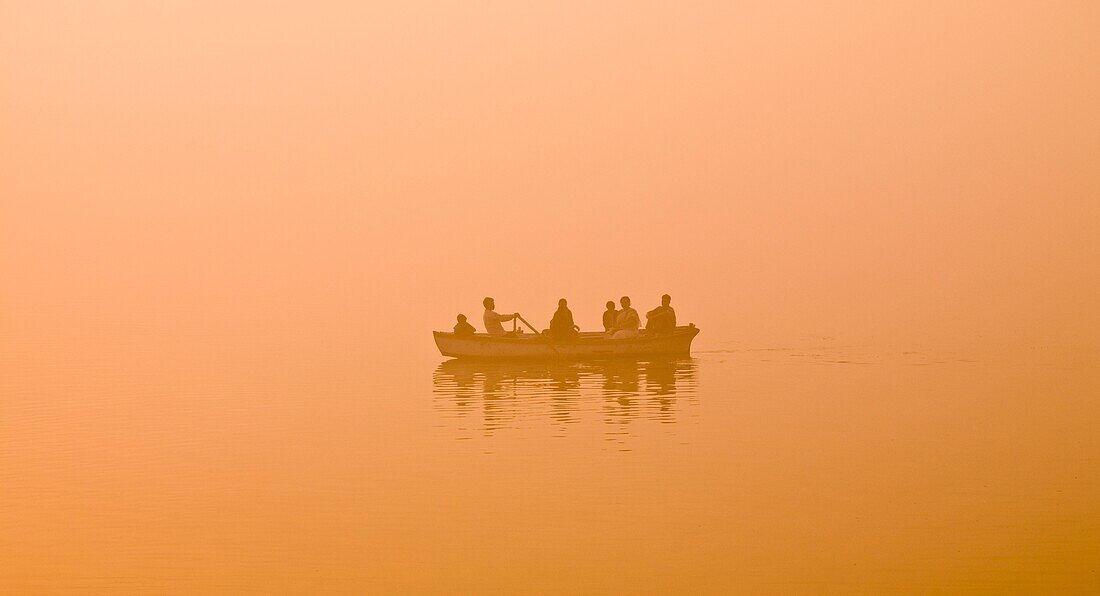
[516,313,560,355]
[515,314,541,335]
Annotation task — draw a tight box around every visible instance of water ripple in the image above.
[432,358,698,434]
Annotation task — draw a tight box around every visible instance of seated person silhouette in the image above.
[645,294,677,335]
[482,297,519,335]
[608,296,640,339]
[602,301,619,332]
[549,298,580,340]
[453,313,476,336]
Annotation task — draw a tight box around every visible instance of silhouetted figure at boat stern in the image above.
[645,294,677,335]
[453,314,476,336]
[549,298,581,340]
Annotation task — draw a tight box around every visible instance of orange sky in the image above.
[3,1,1099,354]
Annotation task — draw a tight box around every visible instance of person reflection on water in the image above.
[482,297,519,335]
[607,296,640,339]
[549,298,580,340]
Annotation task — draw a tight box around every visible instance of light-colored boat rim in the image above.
[433,325,700,360]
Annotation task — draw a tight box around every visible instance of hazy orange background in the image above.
[2,1,1100,592]
[3,0,1098,354]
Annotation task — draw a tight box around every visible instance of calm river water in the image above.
[2,331,1096,592]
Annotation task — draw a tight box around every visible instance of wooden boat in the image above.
[433,324,700,359]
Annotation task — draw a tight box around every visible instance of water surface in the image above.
[3,334,1096,592]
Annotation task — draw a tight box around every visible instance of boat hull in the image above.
[433,326,700,359]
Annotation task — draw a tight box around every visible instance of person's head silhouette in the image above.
[662,294,671,307]
[620,296,631,308]
[606,301,616,311]
[483,297,494,310]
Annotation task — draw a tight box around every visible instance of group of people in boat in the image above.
[453,295,677,340]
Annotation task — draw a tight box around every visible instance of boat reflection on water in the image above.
[432,358,698,436]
